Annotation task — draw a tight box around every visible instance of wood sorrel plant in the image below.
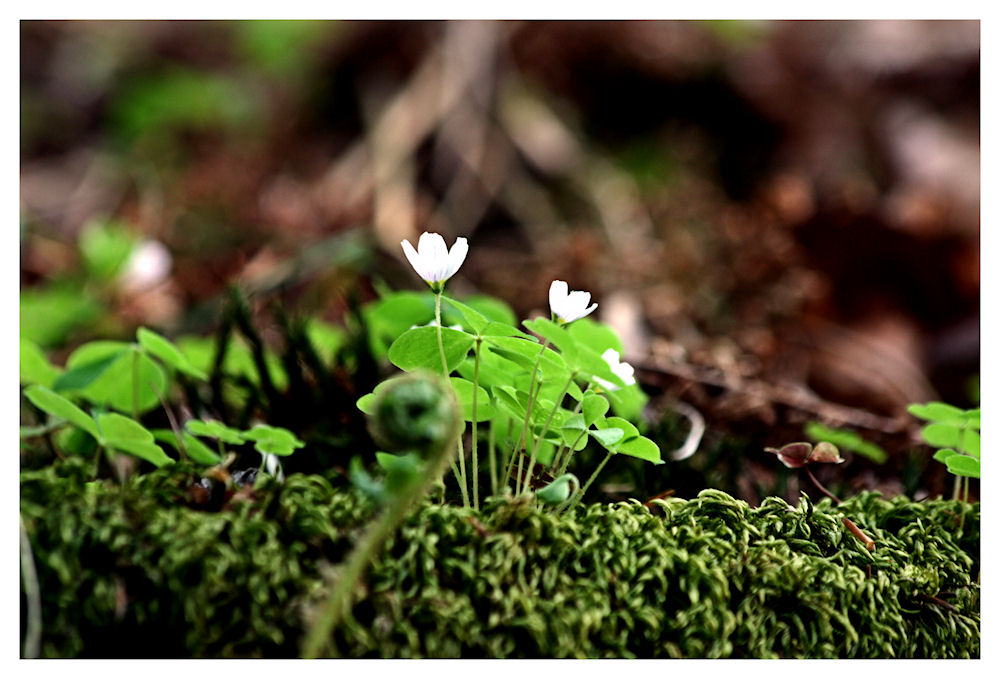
[357,232,662,510]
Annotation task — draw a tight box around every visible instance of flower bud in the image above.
[368,372,461,457]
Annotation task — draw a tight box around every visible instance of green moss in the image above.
[20,459,979,658]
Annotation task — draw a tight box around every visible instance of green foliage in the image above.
[110,68,261,142]
[61,342,165,415]
[19,338,62,388]
[804,422,888,464]
[360,288,660,504]
[78,219,136,282]
[387,326,475,373]
[233,20,333,77]
[909,402,980,480]
[243,424,305,457]
[20,461,979,658]
[97,413,173,467]
[20,320,308,471]
[20,284,102,348]
[186,419,245,445]
[137,328,208,380]
[22,385,101,441]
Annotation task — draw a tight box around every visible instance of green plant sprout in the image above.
[907,402,980,501]
[357,231,662,510]
[765,440,875,551]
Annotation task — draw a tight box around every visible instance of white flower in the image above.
[119,240,172,293]
[401,232,468,290]
[262,452,284,481]
[411,320,464,331]
[548,280,597,324]
[593,348,636,392]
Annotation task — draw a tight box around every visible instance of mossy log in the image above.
[20,459,979,658]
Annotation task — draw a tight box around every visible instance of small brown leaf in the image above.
[810,441,845,464]
[765,442,813,468]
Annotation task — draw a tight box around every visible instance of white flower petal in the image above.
[549,280,568,315]
[401,239,431,281]
[446,237,468,279]
[598,347,635,390]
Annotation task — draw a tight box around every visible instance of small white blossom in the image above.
[593,348,636,392]
[548,280,597,324]
[119,240,172,293]
[262,452,284,481]
[401,232,468,290]
[411,320,464,331]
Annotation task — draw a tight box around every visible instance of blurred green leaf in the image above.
[304,319,346,366]
[111,68,261,141]
[187,419,245,445]
[19,338,62,388]
[234,20,332,77]
[243,424,304,457]
[804,422,888,464]
[53,350,126,392]
[20,285,102,348]
[945,455,980,479]
[78,219,135,281]
[97,412,173,467]
[907,402,966,423]
[23,385,100,441]
[137,327,207,380]
[152,429,221,465]
[567,318,623,356]
[63,342,166,415]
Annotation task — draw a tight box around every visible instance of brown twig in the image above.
[804,465,875,552]
[637,357,910,436]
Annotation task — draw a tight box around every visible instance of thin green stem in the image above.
[488,414,497,498]
[552,397,586,475]
[456,436,470,508]
[433,293,449,378]
[471,338,482,510]
[435,291,469,507]
[566,450,614,514]
[20,515,42,659]
[301,422,461,658]
[131,348,140,421]
[506,340,549,494]
[522,372,575,497]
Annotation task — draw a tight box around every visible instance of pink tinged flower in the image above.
[765,442,844,468]
[594,348,636,391]
[548,280,597,324]
[401,232,468,289]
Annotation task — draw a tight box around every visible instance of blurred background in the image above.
[20,20,979,503]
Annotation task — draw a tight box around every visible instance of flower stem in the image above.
[487,410,497,498]
[552,396,586,475]
[434,291,468,507]
[566,450,614,514]
[456,436,470,508]
[507,340,549,494]
[131,347,140,421]
[805,466,841,503]
[522,372,575,497]
[301,418,461,658]
[471,338,482,510]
